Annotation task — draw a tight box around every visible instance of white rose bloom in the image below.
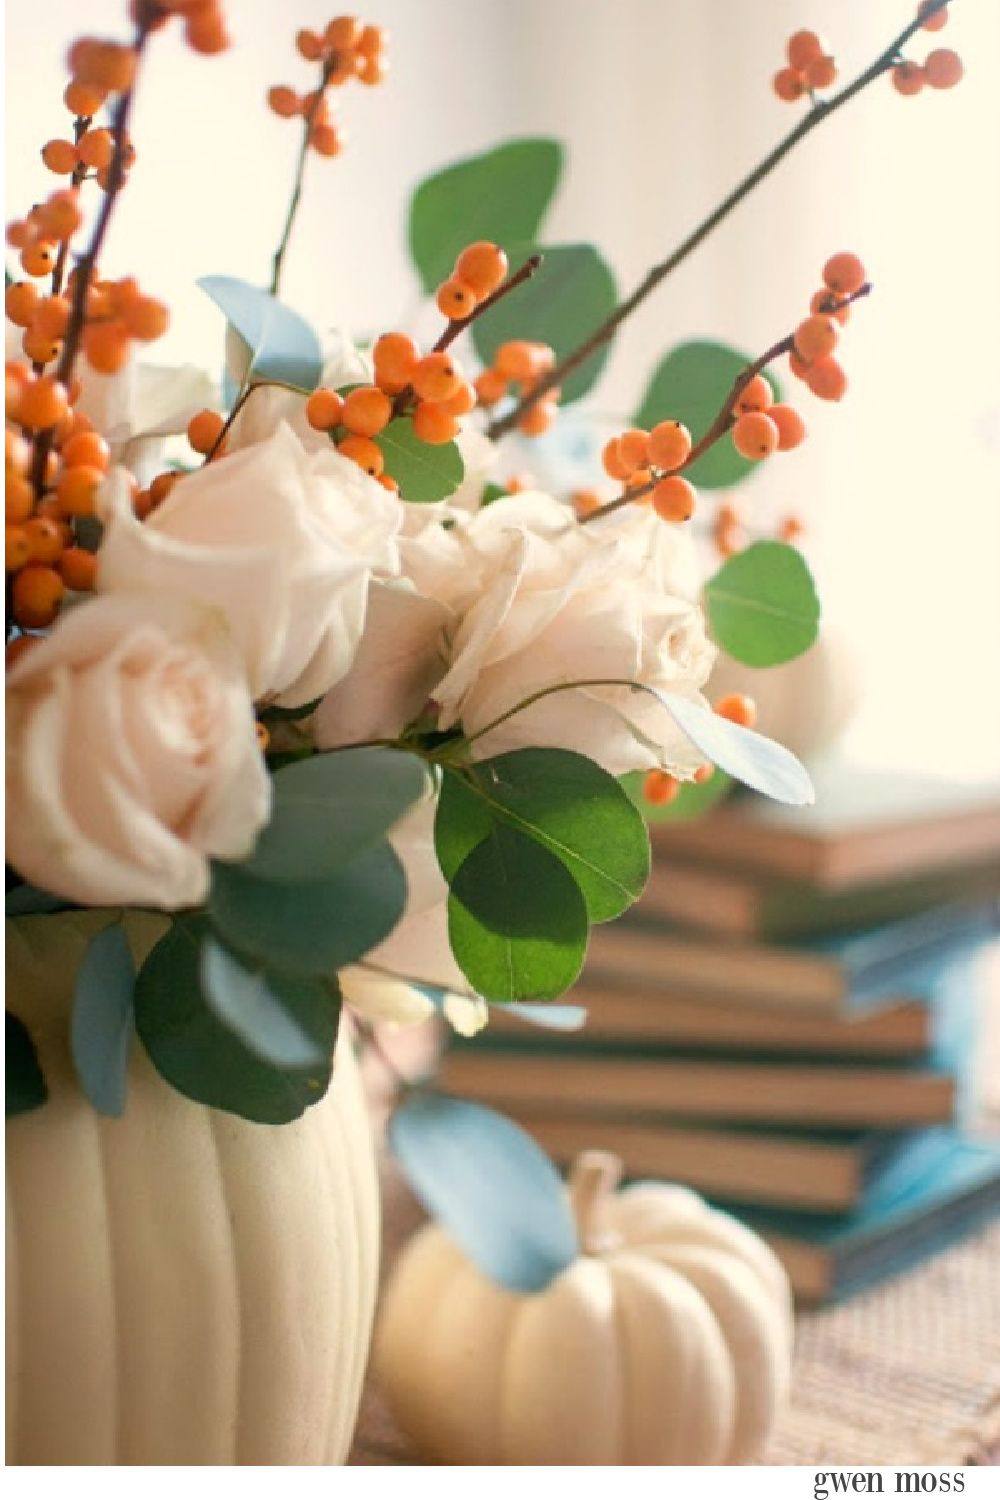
[97,421,402,708]
[5,592,270,910]
[430,493,717,776]
[74,354,217,485]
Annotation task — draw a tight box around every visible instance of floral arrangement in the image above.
[5,1,964,1269]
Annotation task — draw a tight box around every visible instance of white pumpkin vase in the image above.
[374,1150,794,1466]
[5,911,380,1466]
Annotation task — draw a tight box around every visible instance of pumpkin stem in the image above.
[567,1150,624,1255]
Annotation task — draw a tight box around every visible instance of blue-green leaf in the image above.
[472,241,617,404]
[134,916,336,1123]
[373,418,465,505]
[5,1012,47,1117]
[389,1091,578,1292]
[70,920,135,1118]
[500,1001,588,1031]
[199,938,329,1069]
[447,823,588,1002]
[705,540,820,666]
[633,340,781,489]
[654,692,815,806]
[240,748,430,884]
[209,842,407,977]
[408,138,563,293]
[197,275,322,391]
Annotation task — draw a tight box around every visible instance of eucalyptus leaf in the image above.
[209,842,407,977]
[70,920,135,1117]
[633,340,781,490]
[438,750,650,923]
[654,692,815,806]
[373,418,464,505]
[134,916,336,1122]
[705,540,820,666]
[6,1012,47,1117]
[389,1090,578,1292]
[408,138,563,293]
[472,241,617,404]
[199,938,332,1069]
[198,275,323,391]
[500,1001,588,1031]
[447,823,589,1002]
[241,747,430,883]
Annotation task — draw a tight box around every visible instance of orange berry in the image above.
[643,770,681,807]
[148,471,181,508]
[268,85,301,118]
[295,28,324,61]
[917,2,948,32]
[411,352,463,403]
[305,387,345,431]
[624,467,655,498]
[256,720,270,753]
[648,420,694,472]
[186,408,227,456]
[435,277,478,322]
[76,127,115,170]
[438,380,476,418]
[31,296,72,340]
[12,563,65,629]
[923,48,963,89]
[473,369,508,407]
[732,411,779,461]
[64,79,107,116]
[5,474,34,524]
[794,313,839,363]
[20,243,58,279]
[822,251,867,297]
[5,525,33,573]
[767,404,807,451]
[57,546,98,591]
[773,68,808,102]
[373,331,419,390]
[5,282,40,329]
[613,428,648,472]
[601,436,633,482]
[337,434,384,475]
[17,376,70,431]
[454,241,508,300]
[34,191,83,243]
[377,473,400,493]
[692,763,716,785]
[517,399,558,437]
[892,61,925,96]
[55,465,102,517]
[342,385,392,438]
[185,7,230,55]
[786,30,826,71]
[122,296,169,341]
[67,39,137,95]
[325,16,363,51]
[652,475,696,524]
[494,340,542,382]
[779,514,806,544]
[804,357,848,402]
[714,693,757,729]
[41,138,80,175]
[61,429,110,470]
[412,401,460,445]
[355,54,388,85]
[504,474,535,494]
[804,55,838,90]
[82,321,130,373]
[21,330,63,366]
[788,348,812,381]
[733,373,773,416]
[809,288,851,326]
[356,24,387,58]
[309,124,345,158]
[23,515,66,565]
[571,488,603,518]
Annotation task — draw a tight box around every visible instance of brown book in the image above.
[648,759,1000,892]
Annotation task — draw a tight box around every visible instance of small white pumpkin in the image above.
[374,1150,794,1465]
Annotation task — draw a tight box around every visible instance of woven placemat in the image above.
[349,1152,1000,1467]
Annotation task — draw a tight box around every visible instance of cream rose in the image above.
[5,592,271,910]
[429,493,717,776]
[96,420,402,707]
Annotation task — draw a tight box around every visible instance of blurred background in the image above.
[6,0,999,777]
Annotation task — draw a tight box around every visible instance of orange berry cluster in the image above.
[773,30,838,102]
[268,16,389,157]
[434,240,509,322]
[786,251,867,404]
[642,695,758,807]
[474,340,560,436]
[602,420,699,524]
[729,375,807,462]
[892,6,962,97]
[5,270,167,377]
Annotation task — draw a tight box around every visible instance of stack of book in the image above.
[435,758,1000,1305]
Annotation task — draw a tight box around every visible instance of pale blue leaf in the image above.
[499,1002,588,1031]
[197,275,322,391]
[70,921,135,1117]
[199,938,327,1070]
[389,1091,578,1292]
[655,691,815,806]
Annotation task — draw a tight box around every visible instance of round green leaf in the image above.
[447,823,588,1002]
[209,842,408,977]
[389,1091,578,1292]
[70,920,135,1118]
[5,1012,47,1117]
[197,275,323,392]
[633,340,781,489]
[705,540,820,667]
[472,242,618,404]
[242,747,430,883]
[134,916,336,1123]
[408,138,563,293]
[373,418,464,505]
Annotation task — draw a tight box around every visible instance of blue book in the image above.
[727,1129,1000,1303]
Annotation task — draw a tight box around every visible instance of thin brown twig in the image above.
[270,54,340,297]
